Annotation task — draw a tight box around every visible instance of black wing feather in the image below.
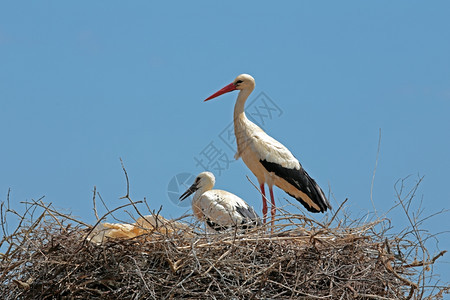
[260,159,331,213]
[235,205,262,228]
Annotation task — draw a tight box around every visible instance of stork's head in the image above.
[195,172,215,190]
[204,74,255,101]
[233,74,255,90]
[179,172,215,201]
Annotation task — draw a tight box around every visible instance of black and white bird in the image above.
[204,74,332,226]
[179,172,261,231]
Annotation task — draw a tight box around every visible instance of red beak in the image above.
[204,82,237,101]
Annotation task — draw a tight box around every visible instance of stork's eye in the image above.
[235,80,243,84]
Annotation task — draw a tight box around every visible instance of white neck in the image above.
[233,88,253,120]
[233,87,255,157]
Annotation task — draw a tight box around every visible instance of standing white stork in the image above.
[204,74,332,226]
[179,172,261,231]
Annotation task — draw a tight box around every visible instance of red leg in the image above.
[269,186,276,228]
[260,184,267,224]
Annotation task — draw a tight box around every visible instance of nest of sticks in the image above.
[1,178,448,299]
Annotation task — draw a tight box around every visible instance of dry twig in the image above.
[0,174,447,299]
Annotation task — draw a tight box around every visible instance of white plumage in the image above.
[179,172,261,231]
[205,74,332,227]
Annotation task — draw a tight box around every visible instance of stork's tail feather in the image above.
[299,169,332,212]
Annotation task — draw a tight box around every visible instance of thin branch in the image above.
[119,157,130,200]
[370,128,381,217]
[21,200,90,228]
[326,198,348,228]
[92,186,99,221]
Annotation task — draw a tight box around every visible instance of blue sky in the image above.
[1,1,449,290]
